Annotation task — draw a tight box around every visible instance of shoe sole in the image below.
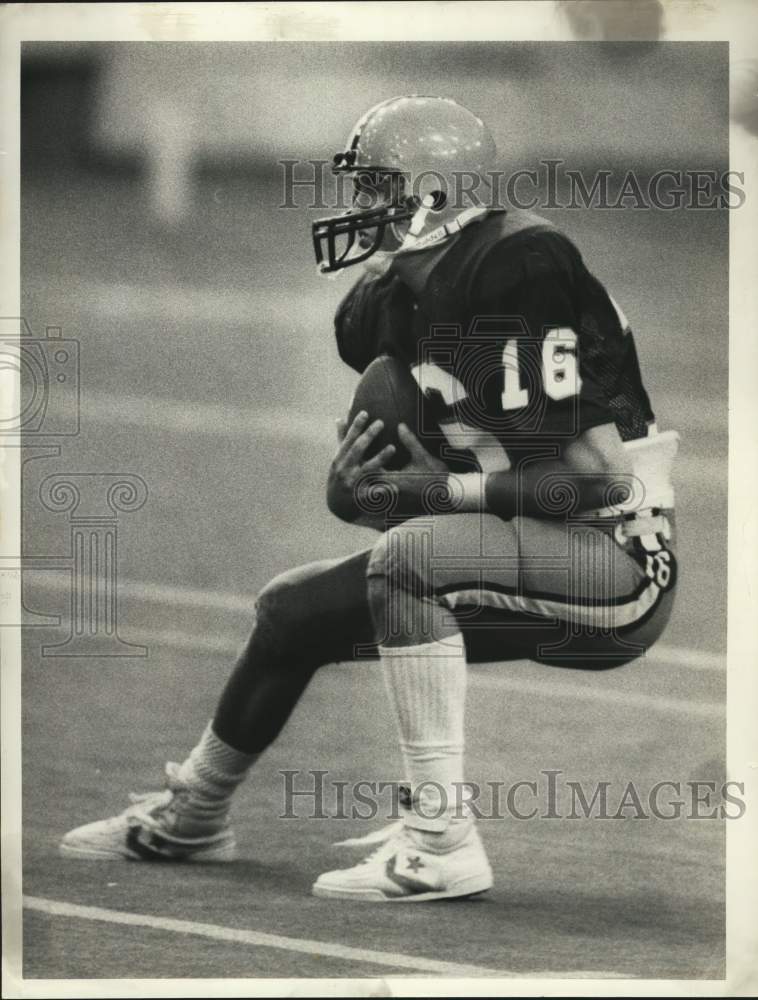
[58,841,237,862]
[312,873,493,903]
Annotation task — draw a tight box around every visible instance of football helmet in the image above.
[312,95,497,273]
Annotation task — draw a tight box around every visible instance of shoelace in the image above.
[125,788,173,821]
[125,762,184,820]
[333,819,404,849]
[357,829,414,866]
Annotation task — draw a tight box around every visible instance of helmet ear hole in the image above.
[421,190,447,211]
[429,190,447,211]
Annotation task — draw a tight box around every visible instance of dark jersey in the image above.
[334,209,655,471]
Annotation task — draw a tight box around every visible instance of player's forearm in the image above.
[330,464,624,524]
[326,477,381,526]
[327,472,418,528]
[454,462,624,519]
[454,424,634,519]
[330,470,451,523]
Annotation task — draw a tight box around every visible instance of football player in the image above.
[61,96,678,903]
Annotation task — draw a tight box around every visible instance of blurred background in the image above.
[19,34,731,979]
[20,38,729,634]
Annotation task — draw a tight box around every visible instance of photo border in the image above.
[1,3,755,997]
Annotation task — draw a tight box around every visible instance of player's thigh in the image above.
[367,512,521,593]
[514,515,646,601]
[256,549,376,663]
[423,513,669,667]
[513,515,676,661]
[415,512,645,601]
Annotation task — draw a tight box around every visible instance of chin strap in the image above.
[398,205,489,254]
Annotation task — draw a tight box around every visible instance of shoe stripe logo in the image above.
[126,825,181,861]
[384,855,435,895]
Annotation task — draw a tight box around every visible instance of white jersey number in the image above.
[413,330,582,473]
[502,328,582,409]
[412,362,510,472]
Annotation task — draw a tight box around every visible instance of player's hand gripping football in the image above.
[381,422,451,516]
[327,411,447,526]
[327,411,396,524]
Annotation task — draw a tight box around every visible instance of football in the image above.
[346,355,429,470]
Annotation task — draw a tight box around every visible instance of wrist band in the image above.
[450,473,486,512]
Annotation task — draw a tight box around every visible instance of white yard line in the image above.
[76,280,318,327]
[23,895,514,978]
[649,644,725,672]
[82,390,324,443]
[124,623,724,718]
[76,389,726,490]
[80,389,726,464]
[58,277,731,438]
[468,672,723,720]
[17,607,723,719]
[121,625,722,720]
[24,572,727,675]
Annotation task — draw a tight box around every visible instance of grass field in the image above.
[16,171,728,982]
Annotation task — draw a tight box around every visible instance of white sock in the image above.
[380,633,467,832]
[176,722,259,816]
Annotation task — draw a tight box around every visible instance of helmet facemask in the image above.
[312,169,418,274]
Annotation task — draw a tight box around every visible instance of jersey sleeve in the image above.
[334,271,417,374]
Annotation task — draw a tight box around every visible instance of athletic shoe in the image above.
[58,763,236,862]
[312,819,492,902]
